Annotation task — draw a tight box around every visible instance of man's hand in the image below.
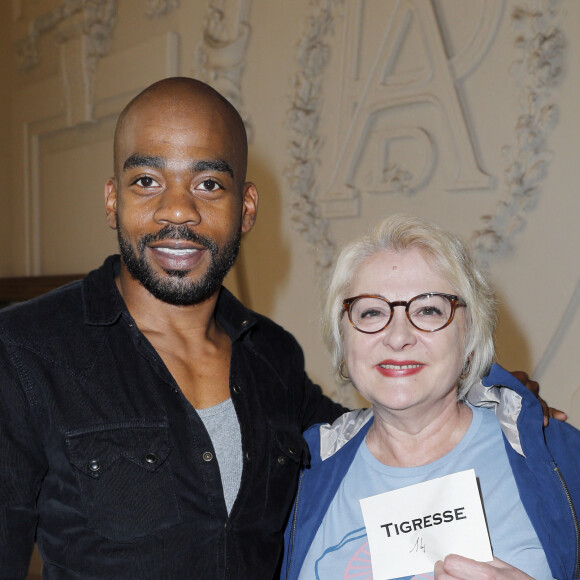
[434,555,534,580]
[510,370,567,426]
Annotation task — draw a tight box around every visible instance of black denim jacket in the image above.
[0,255,344,579]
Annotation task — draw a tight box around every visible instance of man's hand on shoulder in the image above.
[509,370,567,426]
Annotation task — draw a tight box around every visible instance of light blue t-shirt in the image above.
[297,405,553,580]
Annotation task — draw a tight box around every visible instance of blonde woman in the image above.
[282,215,579,580]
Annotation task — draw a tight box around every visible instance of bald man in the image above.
[0,78,344,579]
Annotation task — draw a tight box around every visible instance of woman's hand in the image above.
[434,555,535,579]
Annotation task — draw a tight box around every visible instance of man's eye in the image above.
[133,176,159,188]
[198,179,222,192]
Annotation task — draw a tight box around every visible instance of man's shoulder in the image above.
[250,309,297,339]
[0,279,85,343]
[0,256,118,351]
[218,287,302,350]
[245,310,306,364]
[0,278,84,320]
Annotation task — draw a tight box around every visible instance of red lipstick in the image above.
[376,360,424,377]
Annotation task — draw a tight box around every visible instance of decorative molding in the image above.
[365,127,434,195]
[15,0,117,125]
[16,35,38,71]
[471,0,564,265]
[286,0,500,271]
[12,0,22,21]
[192,0,253,141]
[62,1,118,125]
[144,0,180,18]
[288,0,564,274]
[448,0,506,79]
[16,0,117,72]
[286,0,343,271]
[319,0,493,219]
[533,275,580,381]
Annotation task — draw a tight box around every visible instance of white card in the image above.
[359,469,492,579]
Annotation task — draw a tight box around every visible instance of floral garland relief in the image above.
[471,0,565,265]
[287,0,564,271]
[286,0,343,271]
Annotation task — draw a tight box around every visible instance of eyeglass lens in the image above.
[349,294,455,332]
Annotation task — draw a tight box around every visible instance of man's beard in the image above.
[117,224,241,306]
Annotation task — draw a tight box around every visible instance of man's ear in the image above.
[104,178,118,230]
[241,182,258,234]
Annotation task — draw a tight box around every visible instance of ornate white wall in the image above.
[2,6,580,573]
[3,0,579,412]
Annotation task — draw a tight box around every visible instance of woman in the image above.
[282,214,579,580]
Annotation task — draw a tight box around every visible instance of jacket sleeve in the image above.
[0,346,47,578]
[247,314,348,432]
[299,372,348,432]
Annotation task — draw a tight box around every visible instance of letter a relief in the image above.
[320,0,497,218]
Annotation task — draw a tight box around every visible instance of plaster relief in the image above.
[320,0,492,219]
[193,0,253,140]
[288,0,564,274]
[288,0,502,270]
[145,0,180,18]
[471,0,564,265]
[364,126,434,195]
[16,0,118,125]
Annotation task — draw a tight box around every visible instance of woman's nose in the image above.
[380,306,417,350]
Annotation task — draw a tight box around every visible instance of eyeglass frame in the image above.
[342,292,467,334]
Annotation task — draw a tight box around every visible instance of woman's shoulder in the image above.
[304,408,373,461]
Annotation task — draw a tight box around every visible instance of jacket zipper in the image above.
[555,466,580,578]
[285,471,304,580]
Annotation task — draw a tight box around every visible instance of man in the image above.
[0,77,344,579]
[0,77,562,579]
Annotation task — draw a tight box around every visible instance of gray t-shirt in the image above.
[196,398,243,514]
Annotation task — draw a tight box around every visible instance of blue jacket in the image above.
[282,364,580,580]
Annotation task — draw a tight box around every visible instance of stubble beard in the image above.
[117,223,241,306]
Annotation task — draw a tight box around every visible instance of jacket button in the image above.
[241,320,249,327]
[277,456,286,466]
[232,384,241,395]
[88,460,101,472]
[203,451,214,462]
[288,447,297,455]
[245,451,250,461]
[146,453,158,464]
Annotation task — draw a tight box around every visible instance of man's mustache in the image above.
[139,225,217,251]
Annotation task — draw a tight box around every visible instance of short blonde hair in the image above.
[322,214,497,397]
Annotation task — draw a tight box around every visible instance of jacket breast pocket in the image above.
[66,421,180,542]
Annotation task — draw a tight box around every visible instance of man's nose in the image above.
[153,182,202,225]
